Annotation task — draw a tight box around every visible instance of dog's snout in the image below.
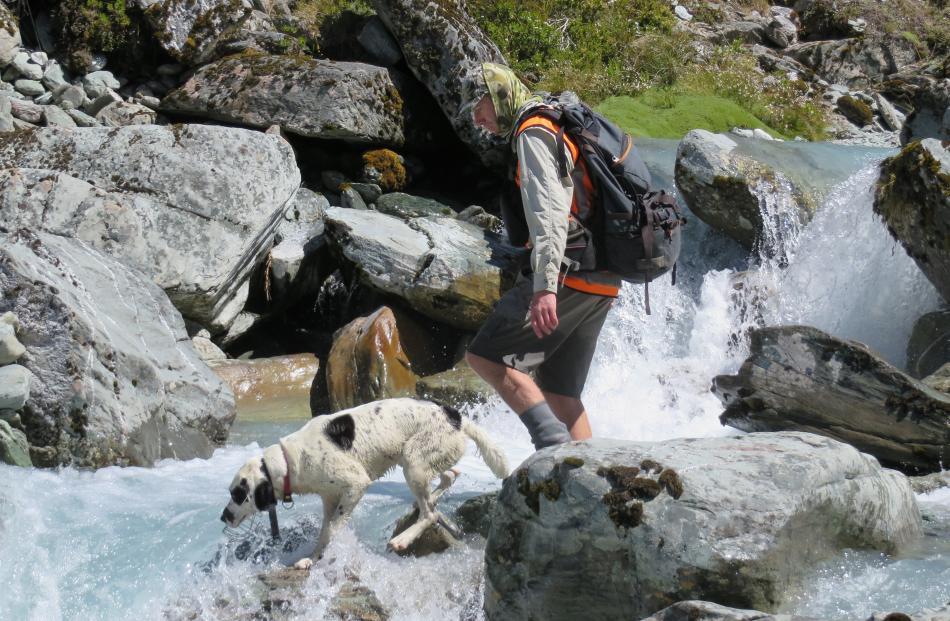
[221,507,233,524]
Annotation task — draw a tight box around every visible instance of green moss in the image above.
[52,0,139,71]
[516,468,561,515]
[658,468,684,499]
[837,95,874,126]
[562,456,585,468]
[362,149,407,191]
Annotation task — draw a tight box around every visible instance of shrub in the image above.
[51,0,139,71]
[362,149,407,191]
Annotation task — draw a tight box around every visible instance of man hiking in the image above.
[465,63,622,451]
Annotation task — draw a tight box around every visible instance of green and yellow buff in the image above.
[481,62,542,136]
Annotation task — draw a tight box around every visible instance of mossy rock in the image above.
[837,95,875,127]
[362,149,407,192]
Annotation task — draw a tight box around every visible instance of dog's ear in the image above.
[254,479,275,511]
[325,414,355,450]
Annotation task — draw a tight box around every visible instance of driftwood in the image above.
[714,325,950,474]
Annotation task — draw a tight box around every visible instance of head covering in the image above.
[481,62,543,136]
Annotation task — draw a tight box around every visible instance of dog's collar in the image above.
[279,439,293,504]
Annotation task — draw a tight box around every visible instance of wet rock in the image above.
[641,601,823,621]
[484,434,922,620]
[0,231,235,468]
[162,54,408,145]
[787,37,918,90]
[0,419,31,466]
[95,101,157,127]
[375,192,454,219]
[907,310,950,379]
[134,0,255,65]
[0,3,21,67]
[0,364,31,410]
[0,312,25,364]
[867,606,950,621]
[0,125,300,329]
[714,325,950,474]
[923,363,950,395]
[454,492,497,538]
[326,306,419,411]
[874,139,950,303]
[329,577,389,621]
[390,506,458,557]
[875,93,906,132]
[370,0,509,167]
[324,207,521,330]
[674,130,814,249]
[416,359,491,408]
[909,470,950,494]
[208,354,319,418]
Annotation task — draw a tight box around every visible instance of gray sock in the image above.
[520,401,571,450]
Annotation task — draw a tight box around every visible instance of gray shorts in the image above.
[467,275,612,399]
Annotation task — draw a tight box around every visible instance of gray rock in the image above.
[375,192,455,219]
[133,0,254,65]
[714,326,950,474]
[357,16,403,66]
[95,101,157,127]
[0,230,236,468]
[909,470,950,494]
[136,95,162,110]
[11,52,44,81]
[349,182,382,204]
[0,312,25,364]
[42,105,77,128]
[192,335,227,362]
[0,125,301,328]
[875,92,906,131]
[868,606,950,621]
[324,207,522,330]
[29,51,47,66]
[9,97,42,123]
[642,601,822,621]
[340,185,368,210]
[66,109,98,127]
[162,54,409,145]
[0,419,31,467]
[53,84,86,110]
[416,359,491,408]
[11,118,34,130]
[899,77,950,144]
[33,91,53,105]
[0,364,31,410]
[765,13,798,48]
[84,90,122,116]
[370,0,509,168]
[874,138,950,303]
[0,3,21,67]
[907,310,950,379]
[0,94,12,132]
[714,20,766,45]
[14,79,44,97]
[81,70,121,99]
[752,128,778,140]
[923,363,950,395]
[788,37,919,89]
[674,5,693,21]
[88,53,107,72]
[484,434,922,621]
[674,129,815,249]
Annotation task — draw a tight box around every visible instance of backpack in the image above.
[505,96,687,313]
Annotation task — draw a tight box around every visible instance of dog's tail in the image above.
[462,419,510,479]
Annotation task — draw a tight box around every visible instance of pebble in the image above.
[42,61,68,90]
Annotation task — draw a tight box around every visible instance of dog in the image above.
[221,398,509,569]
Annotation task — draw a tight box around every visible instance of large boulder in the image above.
[874,139,950,303]
[134,0,255,65]
[323,207,522,330]
[714,326,950,474]
[370,0,509,167]
[907,310,950,379]
[0,230,235,468]
[207,354,319,419]
[326,306,419,412]
[416,359,491,408]
[162,54,408,145]
[484,434,921,620]
[0,125,301,329]
[787,37,918,90]
[642,601,821,621]
[674,130,815,250]
[900,78,950,144]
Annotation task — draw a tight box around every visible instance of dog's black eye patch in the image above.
[230,479,248,505]
[325,414,355,450]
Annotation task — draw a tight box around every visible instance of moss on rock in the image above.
[362,148,407,191]
[837,95,874,127]
[516,467,561,516]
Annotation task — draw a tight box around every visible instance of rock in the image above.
[875,93,906,132]
[642,601,823,621]
[208,354,318,418]
[416,359,491,408]
[9,98,42,123]
[340,185,368,210]
[868,607,950,621]
[321,170,347,192]
[874,139,950,303]
[268,188,327,307]
[329,577,390,621]
[765,13,797,48]
[11,52,44,81]
[29,51,46,67]
[788,37,919,90]
[41,61,67,91]
[14,79,44,97]
[674,130,814,249]
[390,506,458,556]
[837,94,874,126]
[484,434,922,620]
[0,313,25,364]
[674,5,693,21]
[456,204,502,232]
[217,310,260,348]
[907,310,950,379]
[0,230,235,468]
[65,109,98,127]
[714,326,950,474]
[357,16,403,66]
[0,93,12,132]
[191,335,227,362]
[752,128,777,141]
[82,71,121,100]
[327,306,419,411]
[85,90,123,116]
[135,0,255,65]
[162,54,408,145]
[375,192,454,219]
[42,105,77,129]
[362,148,407,191]
[349,182,382,204]
[135,95,162,110]
[324,207,522,330]
[53,84,86,110]
[454,492,497,538]
[909,470,950,494]
[0,125,301,329]
[370,0,509,167]
[0,419,31,466]
[0,364,31,410]
[95,101,157,126]
[11,118,34,130]
[0,3,21,67]
[33,92,53,105]
[714,20,766,45]
[923,363,950,395]
[899,78,950,144]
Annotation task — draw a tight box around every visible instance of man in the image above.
[465,63,622,450]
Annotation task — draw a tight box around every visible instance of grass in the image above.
[596,91,781,139]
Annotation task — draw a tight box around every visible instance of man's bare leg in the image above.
[543,392,592,440]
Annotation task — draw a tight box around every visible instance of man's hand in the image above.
[530,291,558,339]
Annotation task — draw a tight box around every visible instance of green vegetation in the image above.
[836,95,874,126]
[52,0,138,71]
[291,0,373,34]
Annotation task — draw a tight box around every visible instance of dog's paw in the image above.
[293,558,314,571]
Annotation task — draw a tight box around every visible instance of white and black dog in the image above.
[221,398,509,569]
